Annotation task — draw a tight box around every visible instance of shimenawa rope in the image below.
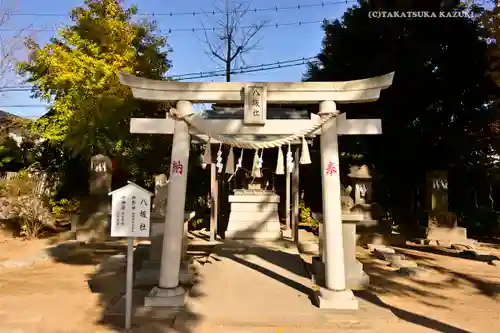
[169,108,338,149]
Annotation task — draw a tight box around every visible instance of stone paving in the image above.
[156,235,499,333]
[165,240,421,333]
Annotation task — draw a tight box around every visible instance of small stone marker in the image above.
[397,267,428,278]
[451,243,475,251]
[489,260,500,268]
[367,244,395,253]
[109,181,153,331]
[389,257,418,268]
[461,250,499,262]
[372,247,396,261]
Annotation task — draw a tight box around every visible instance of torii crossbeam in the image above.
[119,72,394,310]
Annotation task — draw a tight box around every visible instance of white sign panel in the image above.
[110,183,152,237]
[244,85,267,125]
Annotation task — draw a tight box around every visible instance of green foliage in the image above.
[17,0,170,149]
[17,0,174,196]
[299,201,319,227]
[476,1,500,92]
[47,198,80,219]
[303,1,498,231]
[0,144,13,167]
[190,217,205,229]
[0,137,29,170]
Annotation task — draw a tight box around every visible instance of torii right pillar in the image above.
[315,101,358,309]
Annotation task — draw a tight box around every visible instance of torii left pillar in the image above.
[145,100,191,307]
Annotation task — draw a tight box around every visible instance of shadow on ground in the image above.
[46,240,209,332]
[403,243,499,263]
[351,243,500,332]
[354,291,472,333]
[215,239,314,297]
[393,247,500,298]
[43,229,500,333]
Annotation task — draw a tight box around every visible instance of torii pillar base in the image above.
[314,288,359,310]
[145,286,186,308]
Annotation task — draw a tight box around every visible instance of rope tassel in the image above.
[203,140,212,164]
[286,143,294,173]
[228,148,244,182]
[251,149,262,178]
[275,146,285,175]
[225,147,235,174]
[299,136,311,164]
[216,144,223,173]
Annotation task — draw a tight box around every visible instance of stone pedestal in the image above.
[135,211,195,287]
[145,286,186,307]
[423,171,468,243]
[342,216,370,289]
[225,189,282,240]
[351,203,391,246]
[75,195,111,242]
[425,212,467,243]
[314,288,359,310]
[315,214,369,290]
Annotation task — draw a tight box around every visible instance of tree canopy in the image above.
[304,1,499,233]
[16,0,174,191]
[17,0,170,156]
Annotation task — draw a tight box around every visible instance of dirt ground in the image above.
[0,233,117,333]
[0,229,499,333]
[358,244,500,333]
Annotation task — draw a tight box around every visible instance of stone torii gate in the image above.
[119,72,394,310]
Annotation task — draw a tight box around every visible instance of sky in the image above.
[0,0,355,118]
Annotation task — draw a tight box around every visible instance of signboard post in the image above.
[109,181,153,331]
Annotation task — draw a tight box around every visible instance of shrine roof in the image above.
[190,106,313,144]
[348,165,372,179]
[203,106,310,120]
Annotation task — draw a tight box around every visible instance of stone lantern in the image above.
[348,165,373,217]
[347,165,388,244]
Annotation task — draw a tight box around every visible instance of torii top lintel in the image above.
[118,72,394,104]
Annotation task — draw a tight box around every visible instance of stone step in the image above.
[225,218,282,234]
[297,241,319,255]
[228,211,280,221]
[224,230,282,240]
[229,202,279,212]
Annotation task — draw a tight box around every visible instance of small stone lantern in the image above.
[348,165,373,210]
[348,165,387,241]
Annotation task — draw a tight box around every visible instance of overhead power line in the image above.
[0,56,319,107]
[11,1,355,17]
[0,19,331,33]
[169,57,317,79]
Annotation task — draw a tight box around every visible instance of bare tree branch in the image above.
[0,0,36,90]
[200,21,226,63]
[200,0,267,81]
